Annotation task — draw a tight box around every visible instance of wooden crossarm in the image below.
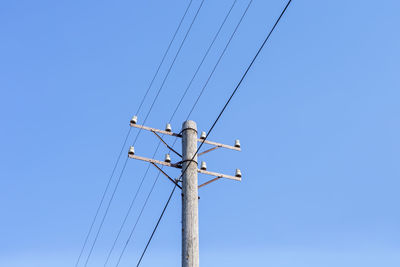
[198,169,241,181]
[131,123,240,152]
[130,123,181,137]
[198,139,240,151]
[128,154,182,169]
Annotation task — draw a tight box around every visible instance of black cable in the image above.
[81,1,206,266]
[103,2,238,265]
[135,182,178,267]
[135,0,293,265]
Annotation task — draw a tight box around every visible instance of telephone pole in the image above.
[128,116,241,267]
[181,120,199,267]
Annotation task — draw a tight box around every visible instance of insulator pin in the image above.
[130,115,138,125]
[235,168,242,178]
[165,153,171,163]
[200,161,207,170]
[234,139,241,148]
[165,123,172,132]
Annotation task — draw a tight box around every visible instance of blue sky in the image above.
[0,0,399,266]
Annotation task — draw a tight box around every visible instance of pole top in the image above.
[182,120,197,133]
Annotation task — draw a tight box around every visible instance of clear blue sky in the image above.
[1,0,399,266]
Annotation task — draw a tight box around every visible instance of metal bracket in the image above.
[151,130,182,158]
[198,145,222,156]
[150,163,182,189]
[173,160,183,169]
[198,176,222,188]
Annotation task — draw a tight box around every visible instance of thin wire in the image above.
[131,0,206,146]
[114,171,163,266]
[102,143,161,266]
[169,0,238,121]
[109,1,241,265]
[75,128,131,267]
[82,159,129,267]
[135,0,194,115]
[81,1,206,266]
[74,1,194,265]
[186,0,252,119]
[135,0,293,265]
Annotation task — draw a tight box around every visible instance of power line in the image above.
[102,142,161,266]
[74,128,131,267]
[114,169,162,266]
[134,0,194,116]
[135,180,178,267]
[135,0,293,265]
[170,0,238,120]
[131,0,206,146]
[106,1,241,265]
[186,0,253,119]
[82,1,206,266]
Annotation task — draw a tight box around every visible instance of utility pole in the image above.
[181,120,199,267]
[128,116,241,267]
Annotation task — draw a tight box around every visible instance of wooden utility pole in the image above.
[181,120,199,267]
[128,117,241,267]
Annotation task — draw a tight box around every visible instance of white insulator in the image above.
[165,123,172,132]
[130,115,138,125]
[234,139,241,148]
[200,131,206,139]
[165,153,171,163]
[128,146,135,156]
[235,168,242,178]
[200,161,207,170]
